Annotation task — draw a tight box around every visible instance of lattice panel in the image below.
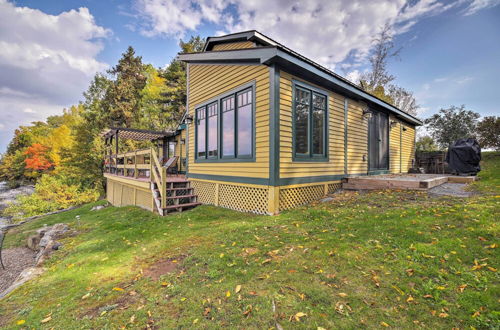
[328,182,342,194]
[279,185,324,211]
[219,184,269,214]
[190,181,216,205]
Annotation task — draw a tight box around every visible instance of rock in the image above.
[26,235,41,251]
[320,197,334,203]
[91,205,106,211]
[0,267,44,299]
[27,223,70,265]
[36,224,49,236]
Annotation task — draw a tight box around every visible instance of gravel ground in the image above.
[0,248,36,294]
[428,182,475,197]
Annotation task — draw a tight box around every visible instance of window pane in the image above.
[196,107,206,158]
[312,93,326,155]
[237,89,252,156]
[207,103,218,157]
[312,108,324,155]
[222,96,235,157]
[294,88,310,155]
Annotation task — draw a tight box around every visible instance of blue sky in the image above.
[0,0,499,153]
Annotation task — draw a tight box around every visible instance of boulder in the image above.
[26,223,70,265]
[26,235,41,251]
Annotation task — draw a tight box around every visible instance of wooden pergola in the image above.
[102,127,176,157]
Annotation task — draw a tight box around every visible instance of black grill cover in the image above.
[446,138,481,175]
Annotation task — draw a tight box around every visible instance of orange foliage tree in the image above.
[24,143,53,171]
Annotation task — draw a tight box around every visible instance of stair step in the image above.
[166,187,194,191]
[167,194,197,200]
[163,202,202,210]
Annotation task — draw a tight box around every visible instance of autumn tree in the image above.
[424,105,480,148]
[477,116,500,150]
[24,143,53,171]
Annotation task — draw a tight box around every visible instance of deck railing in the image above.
[104,148,170,208]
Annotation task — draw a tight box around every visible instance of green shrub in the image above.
[4,174,100,219]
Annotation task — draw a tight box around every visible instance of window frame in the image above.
[194,81,256,163]
[292,80,329,162]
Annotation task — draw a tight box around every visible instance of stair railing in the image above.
[150,148,167,209]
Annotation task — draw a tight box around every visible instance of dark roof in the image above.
[101,127,175,141]
[181,30,422,126]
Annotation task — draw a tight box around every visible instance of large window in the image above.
[293,83,327,160]
[195,85,254,161]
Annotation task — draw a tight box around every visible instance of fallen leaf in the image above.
[380,321,390,327]
[338,293,348,298]
[129,315,135,323]
[193,318,199,324]
[16,320,25,325]
[235,285,242,293]
[226,290,231,298]
[294,312,307,322]
[81,292,91,300]
[41,316,52,324]
[406,295,414,303]
[112,287,124,291]
[438,312,449,318]
[262,258,272,265]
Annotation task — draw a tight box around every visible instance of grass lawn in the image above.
[0,152,498,329]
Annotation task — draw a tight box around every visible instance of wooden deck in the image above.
[343,174,477,191]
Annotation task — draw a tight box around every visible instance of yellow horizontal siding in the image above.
[389,115,401,174]
[346,100,368,174]
[401,125,416,173]
[212,41,255,51]
[188,64,270,179]
[279,71,346,179]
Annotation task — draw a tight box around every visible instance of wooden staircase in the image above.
[150,149,200,215]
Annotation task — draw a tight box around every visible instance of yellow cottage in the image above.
[104,30,421,215]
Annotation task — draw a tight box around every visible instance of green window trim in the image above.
[194,81,256,163]
[292,80,329,162]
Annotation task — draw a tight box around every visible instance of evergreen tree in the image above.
[105,46,147,127]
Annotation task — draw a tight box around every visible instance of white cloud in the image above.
[134,0,461,69]
[0,0,110,152]
[463,0,500,15]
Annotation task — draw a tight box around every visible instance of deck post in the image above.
[149,147,153,182]
[161,167,167,208]
[134,150,138,179]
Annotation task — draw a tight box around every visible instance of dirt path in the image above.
[0,248,36,294]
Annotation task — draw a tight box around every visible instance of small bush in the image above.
[4,174,100,219]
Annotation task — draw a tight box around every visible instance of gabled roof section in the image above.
[182,31,422,126]
[203,30,278,51]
